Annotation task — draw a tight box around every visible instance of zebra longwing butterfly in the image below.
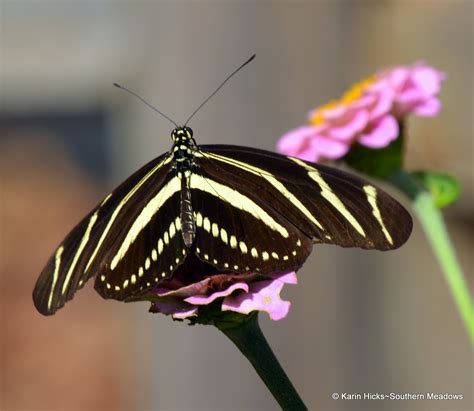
[33,58,412,316]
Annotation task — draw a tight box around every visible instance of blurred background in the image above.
[0,1,472,410]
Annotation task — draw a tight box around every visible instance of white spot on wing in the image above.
[203,217,211,232]
[196,212,203,227]
[220,228,228,244]
[169,222,176,238]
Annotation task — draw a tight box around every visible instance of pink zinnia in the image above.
[277,62,445,162]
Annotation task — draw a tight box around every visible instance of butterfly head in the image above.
[171,126,193,143]
[171,126,196,164]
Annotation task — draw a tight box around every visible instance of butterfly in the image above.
[33,56,412,316]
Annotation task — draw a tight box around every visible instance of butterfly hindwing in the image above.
[189,169,313,274]
[94,179,187,302]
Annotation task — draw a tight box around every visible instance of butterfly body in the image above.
[33,126,412,315]
[171,126,198,247]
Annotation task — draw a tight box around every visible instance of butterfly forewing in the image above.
[198,145,412,250]
[33,152,173,315]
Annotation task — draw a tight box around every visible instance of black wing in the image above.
[189,167,313,274]
[191,144,412,273]
[33,152,183,315]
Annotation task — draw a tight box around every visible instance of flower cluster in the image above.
[150,267,297,322]
[277,62,445,163]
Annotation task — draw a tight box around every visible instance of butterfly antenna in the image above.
[184,54,256,126]
[113,83,179,128]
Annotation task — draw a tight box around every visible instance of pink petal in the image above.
[172,308,199,320]
[327,109,369,141]
[156,278,215,299]
[359,115,399,148]
[384,67,410,91]
[150,298,197,318]
[366,83,395,120]
[277,126,329,161]
[413,97,441,117]
[222,272,297,321]
[397,88,423,106]
[411,65,446,96]
[319,104,349,120]
[297,144,324,162]
[185,283,249,305]
[311,135,351,159]
[277,271,298,285]
[276,126,321,157]
[352,93,375,110]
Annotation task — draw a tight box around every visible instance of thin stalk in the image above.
[390,170,474,345]
[216,314,307,410]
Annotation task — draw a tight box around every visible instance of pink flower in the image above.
[380,62,446,117]
[149,262,297,321]
[277,63,445,163]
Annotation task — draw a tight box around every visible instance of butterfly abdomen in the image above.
[180,171,195,247]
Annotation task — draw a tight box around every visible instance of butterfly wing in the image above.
[33,152,179,315]
[191,144,412,273]
[189,166,313,274]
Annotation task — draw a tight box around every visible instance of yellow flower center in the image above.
[309,75,376,125]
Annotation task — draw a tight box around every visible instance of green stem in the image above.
[390,170,474,345]
[216,313,307,410]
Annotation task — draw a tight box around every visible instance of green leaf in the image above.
[411,171,461,208]
[342,121,404,179]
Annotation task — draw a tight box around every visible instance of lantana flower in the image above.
[277,62,445,162]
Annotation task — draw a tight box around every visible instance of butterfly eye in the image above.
[184,127,193,138]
